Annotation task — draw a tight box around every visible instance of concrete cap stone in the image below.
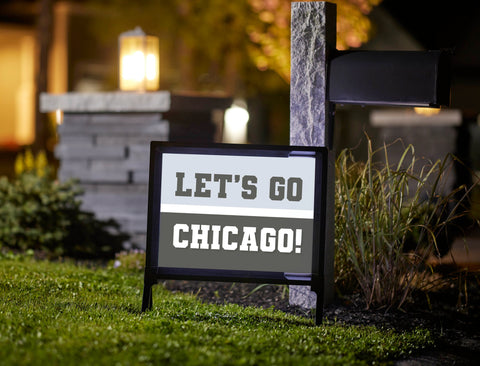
[40,91,171,113]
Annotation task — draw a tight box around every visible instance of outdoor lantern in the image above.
[223,100,250,144]
[119,26,159,91]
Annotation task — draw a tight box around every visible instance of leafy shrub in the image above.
[334,138,472,310]
[0,172,129,259]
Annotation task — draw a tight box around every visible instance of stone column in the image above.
[289,1,336,308]
[40,92,171,248]
[40,91,231,249]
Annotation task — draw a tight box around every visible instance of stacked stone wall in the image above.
[55,112,168,248]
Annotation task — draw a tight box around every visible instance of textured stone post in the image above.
[289,1,336,309]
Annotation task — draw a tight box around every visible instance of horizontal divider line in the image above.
[160,203,314,219]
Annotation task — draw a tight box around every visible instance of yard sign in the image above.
[142,142,328,322]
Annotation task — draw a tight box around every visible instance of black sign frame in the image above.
[141,142,328,324]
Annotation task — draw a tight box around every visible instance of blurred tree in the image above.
[247,0,383,83]
[88,0,382,93]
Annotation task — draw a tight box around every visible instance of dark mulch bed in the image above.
[163,268,480,365]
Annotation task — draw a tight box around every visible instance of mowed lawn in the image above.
[0,256,433,365]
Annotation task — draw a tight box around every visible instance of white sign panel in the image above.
[157,151,318,273]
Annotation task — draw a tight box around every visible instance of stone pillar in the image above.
[40,91,231,249]
[289,1,336,309]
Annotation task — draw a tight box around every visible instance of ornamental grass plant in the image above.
[334,137,472,310]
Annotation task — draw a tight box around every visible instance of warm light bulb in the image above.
[224,104,250,144]
[122,51,146,82]
[55,109,63,125]
[146,54,157,81]
[225,106,250,127]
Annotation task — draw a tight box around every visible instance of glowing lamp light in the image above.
[224,101,250,144]
[119,27,159,91]
[55,109,63,125]
[414,106,441,116]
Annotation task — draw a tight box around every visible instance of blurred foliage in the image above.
[247,0,382,83]
[87,0,382,93]
[1,152,130,259]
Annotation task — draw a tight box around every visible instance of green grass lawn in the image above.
[0,255,433,365]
